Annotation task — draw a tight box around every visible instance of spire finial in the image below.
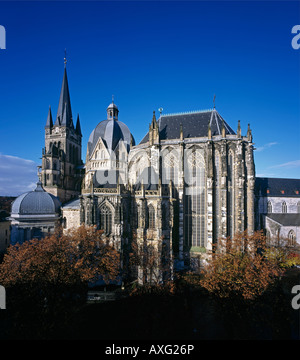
[112,94,114,104]
[213,94,216,109]
[64,48,67,68]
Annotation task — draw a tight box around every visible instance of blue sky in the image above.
[0,0,299,196]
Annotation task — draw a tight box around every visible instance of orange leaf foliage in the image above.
[199,230,283,300]
[0,225,120,290]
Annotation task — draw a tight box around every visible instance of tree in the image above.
[0,225,120,318]
[199,230,283,300]
[128,233,174,295]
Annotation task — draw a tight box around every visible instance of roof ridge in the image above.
[161,108,214,117]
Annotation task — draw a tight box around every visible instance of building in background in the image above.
[255,177,300,245]
[0,210,10,256]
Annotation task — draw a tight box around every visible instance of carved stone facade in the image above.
[60,101,256,272]
[41,65,299,278]
[127,111,256,269]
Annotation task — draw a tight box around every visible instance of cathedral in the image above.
[41,63,256,269]
[9,64,300,272]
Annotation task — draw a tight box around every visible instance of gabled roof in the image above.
[255,177,300,197]
[265,213,300,226]
[139,109,235,144]
[61,198,80,210]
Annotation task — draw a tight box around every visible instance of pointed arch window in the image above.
[227,151,235,238]
[100,205,113,235]
[267,201,272,213]
[214,152,221,241]
[288,230,296,246]
[148,204,155,230]
[185,148,206,247]
[282,201,287,213]
[163,149,179,185]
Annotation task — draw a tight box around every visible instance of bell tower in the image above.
[41,58,83,203]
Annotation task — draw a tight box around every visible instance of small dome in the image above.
[107,102,118,110]
[11,181,61,216]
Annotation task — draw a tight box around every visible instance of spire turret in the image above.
[45,106,53,128]
[149,111,159,145]
[237,120,241,138]
[75,114,82,136]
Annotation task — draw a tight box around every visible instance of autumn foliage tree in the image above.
[199,230,283,300]
[128,233,174,295]
[0,225,120,312]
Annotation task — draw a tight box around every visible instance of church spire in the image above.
[54,59,73,127]
[45,106,53,128]
[75,114,82,136]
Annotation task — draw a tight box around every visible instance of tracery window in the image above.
[185,148,206,247]
[227,151,235,238]
[148,204,155,230]
[100,205,113,235]
[163,149,179,185]
[288,230,296,246]
[214,152,221,241]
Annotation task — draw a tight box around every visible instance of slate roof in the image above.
[11,182,61,216]
[265,213,300,226]
[139,109,235,144]
[255,177,300,197]
[88,119,135,156]
[54,67,74,128]
[61,198,80,210]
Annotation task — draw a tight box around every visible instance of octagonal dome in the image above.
[88,108,135,157]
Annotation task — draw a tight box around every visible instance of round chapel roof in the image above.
[88,116,135,156]
[11,181,61,216]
